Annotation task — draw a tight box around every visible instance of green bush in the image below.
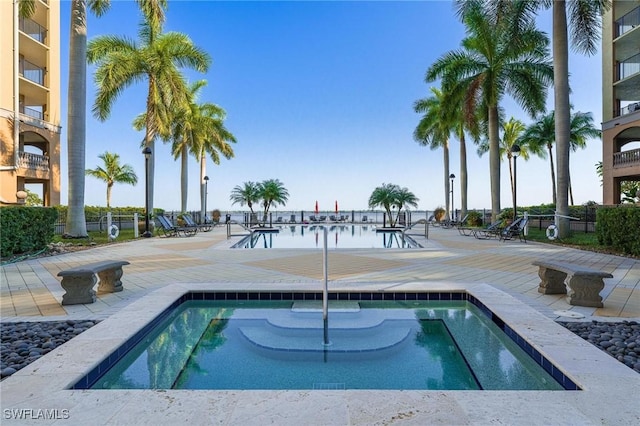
[466,211,483,226]
[596,205,640,256]
[1,207,58,258]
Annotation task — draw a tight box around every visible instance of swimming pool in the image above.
[232,225,421,249]
[77,293,567,391]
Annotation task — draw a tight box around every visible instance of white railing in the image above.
[18,151,49,171]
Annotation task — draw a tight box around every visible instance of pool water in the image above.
[91,300,562,391]
[233,225,421,249]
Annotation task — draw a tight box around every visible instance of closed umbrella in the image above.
[315,201,319,215]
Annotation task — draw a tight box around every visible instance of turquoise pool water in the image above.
[233,225,421,249]
[90,300,562,391]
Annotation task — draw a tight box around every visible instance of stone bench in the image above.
[532,260,613,308]
[57,260,130,305]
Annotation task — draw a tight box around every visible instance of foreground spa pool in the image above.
[75,292,570,391]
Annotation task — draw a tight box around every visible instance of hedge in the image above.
[1,207,58,258]
[596,205,640,256]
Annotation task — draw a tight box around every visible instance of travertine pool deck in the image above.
[1,223,639,424]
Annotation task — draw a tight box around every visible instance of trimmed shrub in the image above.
[596,205,640,256]
[1,207,58,258]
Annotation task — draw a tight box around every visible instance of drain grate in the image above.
[313,382,346,390]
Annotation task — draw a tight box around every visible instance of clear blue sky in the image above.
[55,0,605,213]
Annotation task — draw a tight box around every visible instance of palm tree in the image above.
[478,117,530,217]
[520,111,557,204]
[413,87,454,220]
[532,0,611,237]
[368,183,400,227]
[521,109,601,205]
[429,0,553,222]
[258,179,289,224]
[88,10,210,223]
[230,182,260,214]
[392,186,420,226]
[85,152,138,208]
[139,80,236,214]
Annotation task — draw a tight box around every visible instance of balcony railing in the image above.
[620,102,640,116]
[618,52,640,80]
[19,58,45,86]
[20,106,44,120]
[19,17,47,43]
[616,6,640,38]
[613,148,640,168]
[18,151,50,171]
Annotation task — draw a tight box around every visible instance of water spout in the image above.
[322,226,330,346]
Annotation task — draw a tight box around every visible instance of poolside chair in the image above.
[362,215,368,223]
[156,215,197,237]
[182,213,212,232]
[499,217,528,242]
[309,215,318,222]
[329,215,338,222]
[276,216,283,223]
[472,220,504,240]
[290,214,296,223]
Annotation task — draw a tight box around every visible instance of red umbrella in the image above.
[335,200,338,215]
[315,200,319,215]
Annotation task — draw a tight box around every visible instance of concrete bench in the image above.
[532,260,613,308]
[57,260,130,305]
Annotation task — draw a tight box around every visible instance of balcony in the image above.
[18,151,50,172]
[618,53,640,80]
[20,106,44,121]
[19,17,47,44]
[19,58,46,86]
[616,6,639,38]
[613,148,640,168]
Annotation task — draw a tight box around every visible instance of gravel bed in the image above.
[1,320,100,379]
[1,319,638,381]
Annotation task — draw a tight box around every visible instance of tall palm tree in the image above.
[230,182,260,214]
[413,87,454,220]
[88,11,210,223]
[19,0,166,237]
[532,0,611,237]
[429,0,553,222]
[521,109,601,205]
[138,80,236,213]
[258,179,289,223]
[520,111,558,204]
[478,117,530,217]
[85,152,138,208]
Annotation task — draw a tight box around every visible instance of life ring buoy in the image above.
[109,224,120,240]
[546,224,558,240]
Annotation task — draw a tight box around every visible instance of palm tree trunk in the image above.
[180,145,188,212]
[145,79,156,220]
[200,153,206,220]
[547,144,557,205]
[553,2,571,237]
[508,154,515,218]
[443,139,451,221]
[64,0,88,237]
[488,105,501,222]
[459,131,468,221]
[106,183,112,209]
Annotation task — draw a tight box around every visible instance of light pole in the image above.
[142,147,152,237]
[449,173,455,222]
[511,144,521,222]
[203,175,209,223]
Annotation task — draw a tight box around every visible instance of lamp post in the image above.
[511,144,521,222]
[142,147,152,237]
[449,173,455,222]
[203,175,209,223]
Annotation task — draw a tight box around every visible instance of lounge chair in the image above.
[290,214,296,223]
[329,215,338,222]
[276,216,283,223]
[499,217,528,242]
[362,215,368,222]
[472,220,504,240]
[309,215,318,222]
[182,213,212,232]
[156,215,197,237]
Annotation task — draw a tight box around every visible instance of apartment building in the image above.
[0,0,61,206]
[601,0,640,204]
